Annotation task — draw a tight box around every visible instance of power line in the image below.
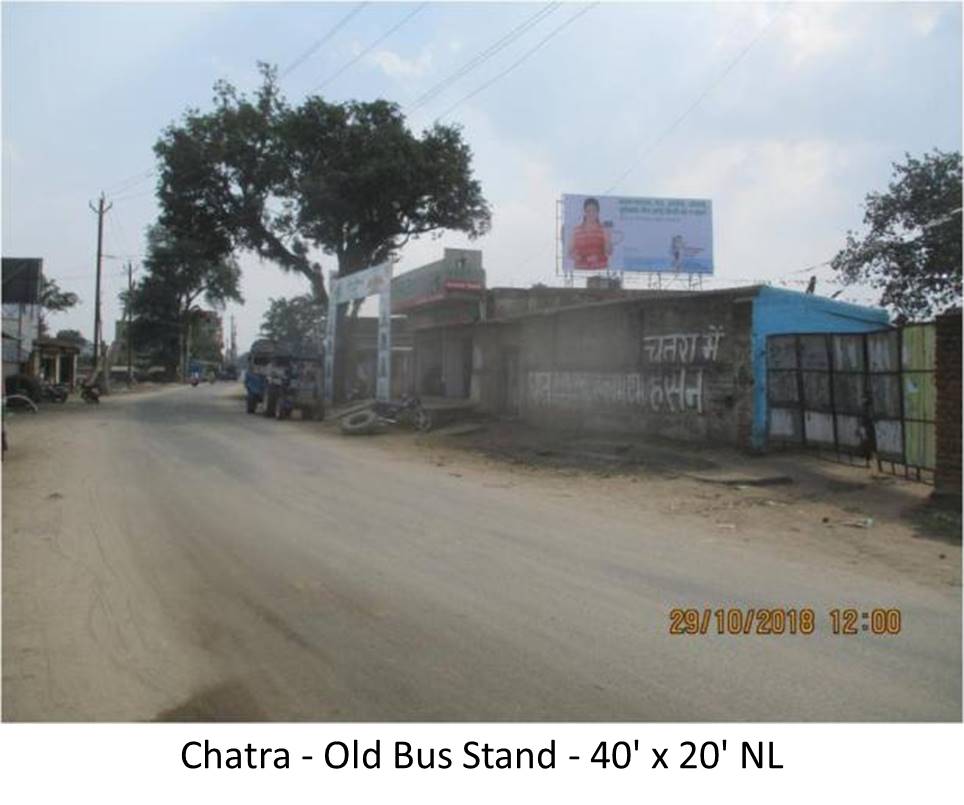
[112,186,156,204]
[104,168,155,195]
[604,4,789,194]
[436,3,598,122]
[311,3,428,94]
[281,2,369,80]
[408,3,561,112]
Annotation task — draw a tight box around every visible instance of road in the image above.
[2,384,960,721]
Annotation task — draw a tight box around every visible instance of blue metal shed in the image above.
[750,286,890,449]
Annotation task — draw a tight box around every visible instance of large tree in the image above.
[832,150,962,320]
[154,64,491,300]
[153,64,491,397]
[260,294,325,353]
[129,224,242,379]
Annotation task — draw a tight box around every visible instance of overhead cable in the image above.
[436,3,599,121]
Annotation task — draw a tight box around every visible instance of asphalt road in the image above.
[2,384,960,721]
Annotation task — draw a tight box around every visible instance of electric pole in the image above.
[127,260,134,384]
[88,193,112,383]
[230,315,237,365]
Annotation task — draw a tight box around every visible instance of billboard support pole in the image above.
[323,263,393,405]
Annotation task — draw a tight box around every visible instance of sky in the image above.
[2,0,961,351]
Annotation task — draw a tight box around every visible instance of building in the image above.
[464,285,889,450]
[393,248,651,400]
[32,336,80,387]
[391,249,891,451]
[2,257,43,381]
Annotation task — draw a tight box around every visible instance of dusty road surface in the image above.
[2,384,960,721]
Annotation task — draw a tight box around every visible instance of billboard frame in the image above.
[556,194,712,288]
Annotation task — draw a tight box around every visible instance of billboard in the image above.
[561,195,713,275]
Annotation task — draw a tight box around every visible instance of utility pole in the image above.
[230,315,237,365]
[127,261,134,384]
[88,193,112,383]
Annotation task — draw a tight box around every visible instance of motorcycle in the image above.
[81,384,100,404]
[340,395,433,435]
[40,381,69,404]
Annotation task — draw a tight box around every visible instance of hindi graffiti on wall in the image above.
[525,327,725,415]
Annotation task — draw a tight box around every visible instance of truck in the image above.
[244,339,325,421]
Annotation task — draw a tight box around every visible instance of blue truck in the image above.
[244,339,325,421]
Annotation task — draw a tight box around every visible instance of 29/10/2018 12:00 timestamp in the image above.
[668,608,902,636]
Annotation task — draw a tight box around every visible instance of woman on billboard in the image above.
[567,197,612,271]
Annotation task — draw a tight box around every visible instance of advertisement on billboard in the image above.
[561,194,713,275]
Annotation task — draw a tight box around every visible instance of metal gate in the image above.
[766,324,936,481]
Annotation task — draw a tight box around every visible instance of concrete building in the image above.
[2,257,43,381]
[32,336,80,387]
[475,285,890,449]
[421,283,889,451]
[389,249,890,451]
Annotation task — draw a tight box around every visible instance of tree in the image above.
[38,277,79,336]
[154,64,491,397]
[129,224,243,378]
[55,329,88,349]
[154,64,491,301]
[832,150,962,320]
[187,311,224,365]
[260,294,325,353]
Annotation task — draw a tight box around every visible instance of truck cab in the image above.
[244,340,325,421]
[244,339,277,414]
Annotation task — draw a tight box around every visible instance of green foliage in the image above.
[129,223,243,374]
[259,295,325,353]
[40,277,79,312]
[188,312,224,364]
[54,329,87,348]
[832,150,962,320]
[154,63,491,302]
[38,277,80,336]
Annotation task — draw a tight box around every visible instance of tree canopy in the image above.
[832,150,962,320]
[55,329,88,349]
[128,224,242,376]
[153,63,491,303]
[38,277,79,336]
[260,294,325,353]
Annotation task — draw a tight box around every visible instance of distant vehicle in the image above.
[244,339,276,415]
[244,340,324,421]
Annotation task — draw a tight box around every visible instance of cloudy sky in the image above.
[2,1,961,349]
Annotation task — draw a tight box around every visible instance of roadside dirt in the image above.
[322,418,962,592]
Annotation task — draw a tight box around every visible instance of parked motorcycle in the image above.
[81,384,100,404]
[40,381,69,404]
[340,395,432,435]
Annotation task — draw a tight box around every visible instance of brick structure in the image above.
[934,309,962,502]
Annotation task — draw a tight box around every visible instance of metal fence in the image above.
[766,324,936,481]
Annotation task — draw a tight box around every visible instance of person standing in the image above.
[567,197,612,271]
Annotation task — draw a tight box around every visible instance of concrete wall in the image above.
[487,287,656,320]
[473,291,758,445]
[750,287,890,450]
[935,309,961,501]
